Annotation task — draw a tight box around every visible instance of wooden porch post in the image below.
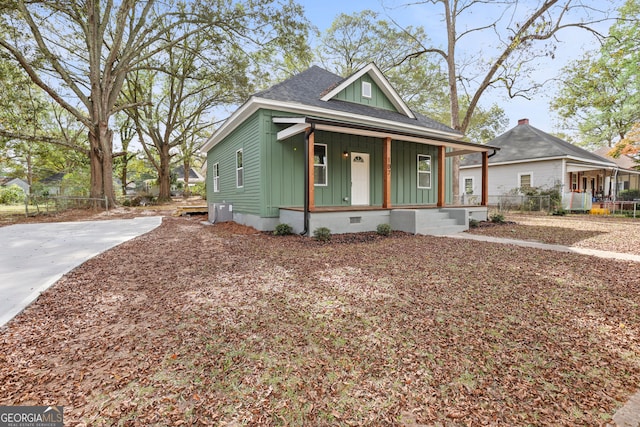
[383,137,391,208]
[481,151,489,206]
[308,129,315,212]
[437,145,445,207]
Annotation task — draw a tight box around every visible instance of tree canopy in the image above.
[552,0,640,149]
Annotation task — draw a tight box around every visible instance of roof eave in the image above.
[201,97,464,153]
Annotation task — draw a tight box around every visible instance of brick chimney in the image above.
[518,118,529,125]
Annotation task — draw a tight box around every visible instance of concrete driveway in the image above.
[0,216,163,327]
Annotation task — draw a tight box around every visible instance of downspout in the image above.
[301,124,315,236]
[488,149,498,158]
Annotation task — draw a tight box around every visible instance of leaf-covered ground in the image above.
[467,213,640,255]
[1,214,640,426]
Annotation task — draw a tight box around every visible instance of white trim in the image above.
[273,119,486,153]
[417,154,432,189]
[518,172,533,188]
[361,81,372,98]
[200,96,463,153]
[463,176,475,195]
[460,155,616,170]
[277,123,308,140]
[320,63,415,118]
[314,143,328,187]
[212,162,220,192]
[236,149,243,188]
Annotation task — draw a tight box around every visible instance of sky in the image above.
[296,0,622,135]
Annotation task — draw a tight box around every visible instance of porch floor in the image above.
[280,205,482,213]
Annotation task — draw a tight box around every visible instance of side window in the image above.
[464,177,474,195]
[519,173,532,189]
[314,144,328,186]
[213,163,219,192]
[236,149,243,188]
[362,81,372,99]
[417,154,431,189]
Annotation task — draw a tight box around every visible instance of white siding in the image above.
[460,159,565,196]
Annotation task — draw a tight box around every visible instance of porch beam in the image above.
[481,151,489,206]
[277,123,308,141]
[383,137,392,208]
[308,129,315,212]
[437,145,445,207]
[445,149,477,158]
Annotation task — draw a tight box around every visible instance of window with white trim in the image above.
[362,81,372,99]
[417,154,431,189]
[314,144,328,186]
[464,177,474,195]
[519,172,532,189]
[213,163,220,192]
[236,149,243,188]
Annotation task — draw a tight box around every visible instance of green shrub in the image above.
[468,218,479,228]
[619,189,640,201]
[376,223,392,236]
[490,212,505,223]
[191,182,206,198]
[313,227,331,242]
[551,208,566,216]
[0,185,25,205]
[274,223,293,236]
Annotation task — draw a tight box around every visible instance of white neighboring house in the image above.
[0,177,30,194]
[460,119,617,206]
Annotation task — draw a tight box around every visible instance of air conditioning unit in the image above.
[211,203,233,223]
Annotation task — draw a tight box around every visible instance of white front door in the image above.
[351,152,370,205]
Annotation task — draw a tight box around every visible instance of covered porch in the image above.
[275,116,496,235]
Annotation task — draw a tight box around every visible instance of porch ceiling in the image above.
[273,116,498,154]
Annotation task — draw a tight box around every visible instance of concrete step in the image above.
[417,224,468,236]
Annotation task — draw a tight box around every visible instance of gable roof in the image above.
[173,165,204,181]
[461,121,615,168]
[201,64,468,153]
[319,63,415,118]
[593,146,640,171]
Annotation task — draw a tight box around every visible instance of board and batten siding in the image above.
[261,110,306,218]
[333,74,398,112]
[460,159,565,196]
[206,110,262,215]
[391,142,439,205]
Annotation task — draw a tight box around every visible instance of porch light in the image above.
[343,151,349,158]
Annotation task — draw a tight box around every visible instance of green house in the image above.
[202,63,494,235]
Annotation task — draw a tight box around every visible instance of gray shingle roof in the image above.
[593,146,639,170]
[461,122,615,166]
[255,65,461,136]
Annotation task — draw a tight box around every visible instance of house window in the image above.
[236,149,243,188]
[314,144,328,186]
[464,177,474,195]
[571,173,578,190]
[362,81,372,99]
[519,173,532,189]
[417,154,431,189]
[213,163,220,192]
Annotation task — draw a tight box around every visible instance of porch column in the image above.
[383,137,391,208]
[437,145,445,207]
[307,128,315,212]
[481,151,489,206]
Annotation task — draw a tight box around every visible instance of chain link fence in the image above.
[23,195,110,216]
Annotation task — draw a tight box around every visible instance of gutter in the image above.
[301,124,315,236]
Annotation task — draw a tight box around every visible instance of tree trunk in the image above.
[88,122,116,208]
[182,159,191,197]
[444,0,461,205]
[158,143,172,201]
